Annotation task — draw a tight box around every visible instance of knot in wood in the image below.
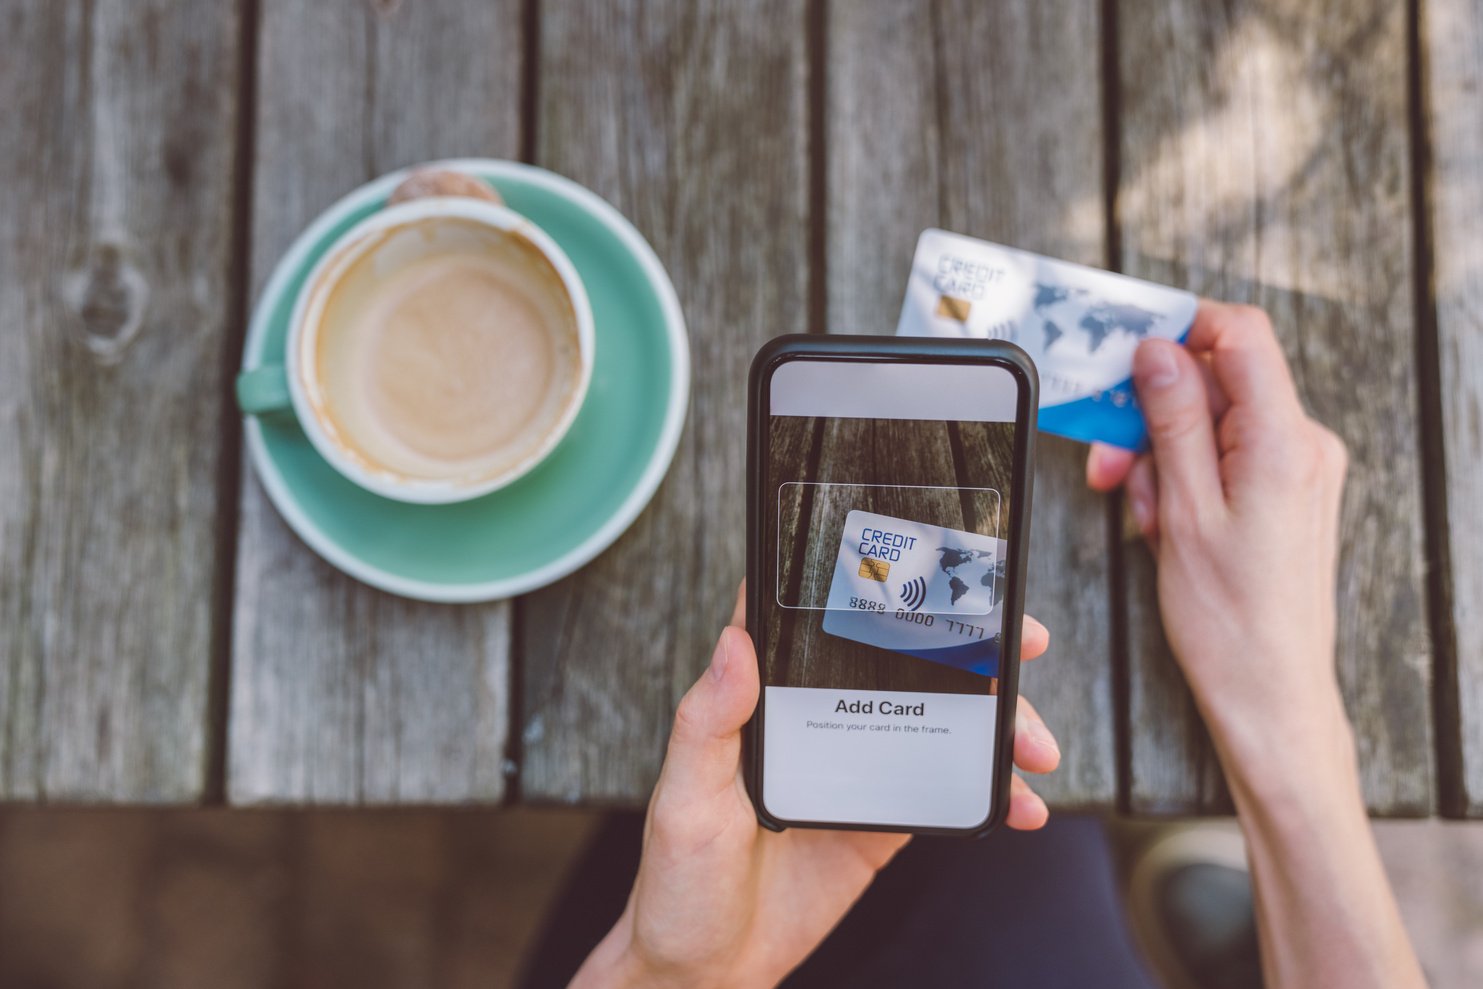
[61,242,149,364]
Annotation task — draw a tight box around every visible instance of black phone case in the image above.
[743,334,1038,838]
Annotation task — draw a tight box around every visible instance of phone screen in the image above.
[757,356,1026,830]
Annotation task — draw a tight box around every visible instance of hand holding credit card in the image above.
[896,229,1196,450]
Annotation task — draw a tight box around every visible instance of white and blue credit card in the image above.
[896,229,1197,450]
[821,510,1005,677]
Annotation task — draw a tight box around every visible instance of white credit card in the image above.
[896,228,1198,450]
[821,509,1004,677]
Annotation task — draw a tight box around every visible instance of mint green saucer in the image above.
[241,160,689,602]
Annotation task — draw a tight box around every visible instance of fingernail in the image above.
[709,629,730,682]
[1136,342,1180,389]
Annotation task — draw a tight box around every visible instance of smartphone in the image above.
[745,335,1037,837]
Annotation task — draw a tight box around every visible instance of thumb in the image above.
[658,626,760,798]
[1134,339,1224,515]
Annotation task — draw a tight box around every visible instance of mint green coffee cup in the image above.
[237,195,594,505]
[236,160,687,602]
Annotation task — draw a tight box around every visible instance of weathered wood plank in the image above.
[228,0,521,804]
[1426,0,1483,816]
[0,806,595,986]
[827,0,1116,807]
[518,0,811,803]
[0,0,242,801]
[1118,0,1432,813]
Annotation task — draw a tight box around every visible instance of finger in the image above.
[659,626,760,799]
[1194,351,1232,421]
[1013,696,1060,774]
[1185,301,1302,423]
[1086,442,1137,492]
[1020,615,1050,661]
[1125,454,1158,540]
[730,579,746,627]
[1133,339,1224,514]
[1087,355,1228,497]
[1006,774,1050,831]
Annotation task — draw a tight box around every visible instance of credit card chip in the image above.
[858,557,890,581]
[935,295,972,321]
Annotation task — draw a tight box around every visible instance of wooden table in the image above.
[3,0,1480,816]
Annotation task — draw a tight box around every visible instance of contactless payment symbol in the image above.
[899,576,927,612]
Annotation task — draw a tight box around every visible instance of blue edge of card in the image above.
[894,640,999,678]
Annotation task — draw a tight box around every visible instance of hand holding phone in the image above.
[570,585,1059,989]
[571,336,1057,987]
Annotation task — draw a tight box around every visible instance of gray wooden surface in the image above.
[0,0,242,801]
[1428,0,1483,816]
[0,0,1478,815]
[517,0,811,803]
[1117,0,1434,815]
[228,0,520,804]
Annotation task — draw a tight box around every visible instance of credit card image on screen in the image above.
[745,335,1037,837]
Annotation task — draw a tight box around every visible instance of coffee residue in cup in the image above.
[306,217,583,485]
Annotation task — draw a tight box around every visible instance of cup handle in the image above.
[235,364,293,415]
